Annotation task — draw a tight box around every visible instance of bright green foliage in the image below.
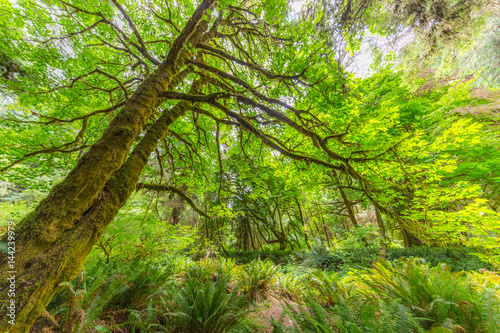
[359,260,482,331]
[273,259,500,333]
[34,247,500,332]
[1,0,499,259]
[240,259,279,300]
[167,277,249,333]
[272,271,304,301]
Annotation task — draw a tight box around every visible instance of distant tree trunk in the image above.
[169,184,188,225]
[401,228,423,247]
[276,202,285,240]
[0,3,216,329]
[275,203,289,250]
[374,206,388,259]
[307,206,325,246]
[236,216,252,251]
[295,198,311,249]
[320,211,332,248]
[333,172,360,228]
[170,203,183,225]
[248,217,256,251]
[331,171,369,246]
[245,203,290,251]
[391,201,424,248]
[253,219,262,250]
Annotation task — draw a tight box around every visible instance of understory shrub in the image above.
[39,248,498,333]
[273,259,500,333]
[240,259,278,300]
[294,245,494,272]
[386,247,492,271]
[44,258,170,332]
[225,250,294,265]
[173,277,249,333]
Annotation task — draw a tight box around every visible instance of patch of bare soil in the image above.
[256,297,299,332]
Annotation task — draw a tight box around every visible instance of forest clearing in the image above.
[0,0,499,332]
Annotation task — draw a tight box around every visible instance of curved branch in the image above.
[2,102,125,125]
[0,144,88,173]
[197,44,307,80]
[136,183,210,219]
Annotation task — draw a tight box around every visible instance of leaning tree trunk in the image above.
[0,1,216,331]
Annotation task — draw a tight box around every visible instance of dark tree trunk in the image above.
[169,184,188,225]
[295,198,311,249]
[401,228,423,247]
[236,216,252,251]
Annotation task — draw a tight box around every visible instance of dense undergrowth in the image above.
[225,246,495,272]
[32,247,500,333]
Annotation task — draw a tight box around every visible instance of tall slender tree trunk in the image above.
[0,2,217,331]
[332,171,360,228]
[331,171,368,246]
[320,211,332,248]
[295,198,311,249]
[169,184,188,225]
[374,205,388,259]
[248,217,256,251]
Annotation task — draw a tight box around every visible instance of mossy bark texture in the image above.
[0,1,216,331]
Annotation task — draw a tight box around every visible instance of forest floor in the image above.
[241,298,299,332]
[27,247,499,333]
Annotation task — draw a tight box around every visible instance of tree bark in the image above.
[401,228,423,247]
[169,184,188,225]
[0,2,216,330]
[295,198,311,249]
[374,205,388,259]
[331,171,369,246]
[332,171,360,229]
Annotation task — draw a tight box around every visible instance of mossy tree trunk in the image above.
[0,1,216,331]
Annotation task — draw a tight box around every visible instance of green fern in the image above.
[51,273,130,332]
[240,259,278,300]
[273,272,304,301]
[45,258,173,332]
[480,288,500,333]
[166,277,250,333]
[126,302,166,333]
[276,296,337,333]
[359,259,481,331]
